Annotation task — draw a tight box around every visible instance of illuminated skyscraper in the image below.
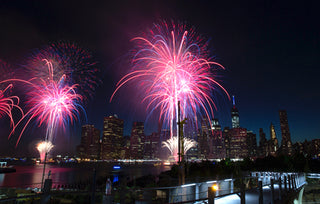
[231,96,240,128]
[268,123,279,155]
[77,124,100,160]
[130,122,145,159]
[223,127,231,158]
[211,118,221,130]
[279,110,293,155]
[199,117,210,159]
[210,119,225,159]
[101,115,124,160]
[247,130,257,158]
[144,132,160,159]
[228,96,248,159]
[229,127,248,159]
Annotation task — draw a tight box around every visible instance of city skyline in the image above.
[0,0,319,155]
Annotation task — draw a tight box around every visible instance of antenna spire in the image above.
[232,95,236,106]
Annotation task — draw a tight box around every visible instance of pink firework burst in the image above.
[111,22,229,136]
[27,41,100,102]
[10,59,83,146]
[0,60,24,130]
[0,84,23,127]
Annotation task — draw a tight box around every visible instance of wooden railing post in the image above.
[284,175,287,193]
[259,180,263,204]
[208,187,215,204]
[270,179,274,204]
[278,175,282,200]
[240,178,245,204]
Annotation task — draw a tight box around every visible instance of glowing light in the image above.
[181,183,196,188]
[162,136,197,161]
[111,21,229,136]
[37,141,54,163]
[113,165,121,170]
[212,184,219,191]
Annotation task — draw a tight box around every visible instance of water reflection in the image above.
[0,174,4,186]
[0,163,170,188]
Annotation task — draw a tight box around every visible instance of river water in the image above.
[0,163,171,189]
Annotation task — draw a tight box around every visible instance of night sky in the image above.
[0,0,319,156]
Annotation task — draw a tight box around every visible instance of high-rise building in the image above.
[77,124,100,160]
[211,119,221,130]
[247,130,257,158]
[144,132,160,159]
[223,127,231,158]
[258,128,268,157]
[101,115,124,160]
[229,127,248,159]
[231,96,240,128]
[130,122,145,159]
[229,96,248,159]
[279,110,293,155]
[198,117,210,159]
[268,123,279,156]
[210,119,225,159]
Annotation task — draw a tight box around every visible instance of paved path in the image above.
[214,184,285,204]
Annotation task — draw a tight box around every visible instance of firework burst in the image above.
[162,136,197,162]
[111,21,229,136]
[0,60,24,129]
[27,41,100,102]
[9,59,84,146]
[37,141,54,163]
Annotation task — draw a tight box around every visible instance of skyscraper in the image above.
[210,119,225,159]
[229,127,248,159]
[144,132,160,159]
[101,115,124,160]
[199,117,210,159]
[77,124,100,160]
[231,96,240,128]
[259,128,268,157]
[223,127,230,158]
[229,96,248,159]
[130,122,145,159]
[268,123,279,156]
[279,110,293,155]
[247,130,257,158]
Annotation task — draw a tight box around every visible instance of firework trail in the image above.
[37,141,54,163]
[111,22,229,137]
[162,137,197,162]
[27,41,100,102]
[9,59,84,146]
[0,60,24,129]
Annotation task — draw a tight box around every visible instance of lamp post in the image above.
[178,101,186,185]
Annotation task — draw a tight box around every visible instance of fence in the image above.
[137,171,306,203]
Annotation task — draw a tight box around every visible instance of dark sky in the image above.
[0,0,319,156]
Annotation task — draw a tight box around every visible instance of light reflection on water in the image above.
[0,163,171,188]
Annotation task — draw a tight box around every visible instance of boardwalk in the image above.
[157,172,306,203]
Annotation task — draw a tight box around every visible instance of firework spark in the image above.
[162,136,197,162]
[27,41,100,102]
[37,141,54,163]
[0,84,23,127]
[111,22,229,136]
[0,60,24,129]
[9,59,84,146]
